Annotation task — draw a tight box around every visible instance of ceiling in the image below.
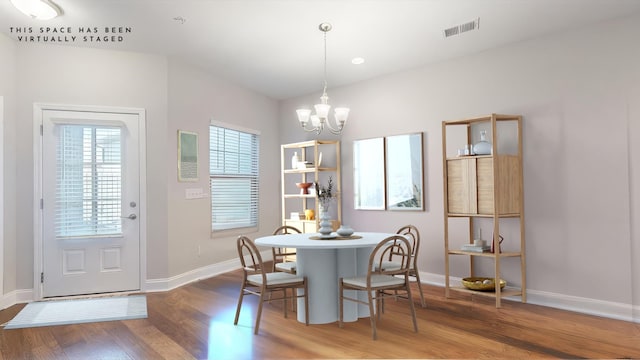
[2,0,640,100]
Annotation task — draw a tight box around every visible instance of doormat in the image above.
[3,295,147,329]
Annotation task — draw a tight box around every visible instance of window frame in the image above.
[209,120,260,235]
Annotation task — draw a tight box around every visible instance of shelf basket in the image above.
[461,277,506,291]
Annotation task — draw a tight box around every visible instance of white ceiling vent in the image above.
[443,18,480,38]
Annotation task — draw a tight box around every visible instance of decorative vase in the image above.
[473,130,492,155]
[296,182,313,194]
[318,203,333,236]
[291,151,301,169]
[336,225,354,237]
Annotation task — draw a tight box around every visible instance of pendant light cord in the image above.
[323,29,328,93]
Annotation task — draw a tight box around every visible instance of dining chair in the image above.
[375,225,426,308]
[271,225,301,274]
[338,235,418,340]
[234,235,309,335]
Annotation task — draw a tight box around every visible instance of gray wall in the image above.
[166,59,281,276]
[280,13,640,317]
[0,33,17,295]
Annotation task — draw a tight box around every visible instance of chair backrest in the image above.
[371,235,412,279]
[395,225,420,268]
[237,236,267,282]
[273,225,302,236]
[272,226,300,260]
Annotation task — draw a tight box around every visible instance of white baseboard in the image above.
[145,258,241,292]
[418,271,639,323]
[0,289,34,310]
[144,250,271,292]
[2,262,638,324]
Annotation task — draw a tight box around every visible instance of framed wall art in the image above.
[353,137,385,210]
[385,132,424,210]
[178,130,198,182]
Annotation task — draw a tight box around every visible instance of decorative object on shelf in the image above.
[317,152,323,167]
[297,161,314,169]
[473,130,492,155]
[304,209,315,220]
[461,277,506,291]
[460,244,490,253]
[291,151,300,169]
[490,234,504,253]
[473,239,486,247]
[296,23,350,135]
[336,225,354,237]
[296,182,313,195]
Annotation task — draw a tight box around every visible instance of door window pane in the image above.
[56,125,122,237]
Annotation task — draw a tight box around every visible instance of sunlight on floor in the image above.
[207,308,254,360]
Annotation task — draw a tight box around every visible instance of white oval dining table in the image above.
[255,232,399,324]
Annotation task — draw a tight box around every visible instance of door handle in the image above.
[122,214,137,220]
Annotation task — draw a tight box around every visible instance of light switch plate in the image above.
[185,188,205,199]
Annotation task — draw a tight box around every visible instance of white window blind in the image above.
[56,125,122,237]
[210,125,259,231]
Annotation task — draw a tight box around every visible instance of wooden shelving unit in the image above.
[281,140,341,233]
[442,114,525,307]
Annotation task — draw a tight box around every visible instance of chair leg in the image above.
[368,289,377,340]
[291,287,296,312]
[303,280,309,326]
[338,279,344,328]
[405,282,419,333]
[412,269,426,308]
[254,288,266,335]
[376,290,383,320]
[234,285,245,325]
[283,288,288,319]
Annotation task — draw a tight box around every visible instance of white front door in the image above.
[41,109,141,297]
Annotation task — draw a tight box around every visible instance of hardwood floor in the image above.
[1,269,639,359]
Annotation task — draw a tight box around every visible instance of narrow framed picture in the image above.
[178,130,198,182]
[385,132,424,210]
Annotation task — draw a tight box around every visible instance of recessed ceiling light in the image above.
[351,57,365,65]
[10,0,62,20]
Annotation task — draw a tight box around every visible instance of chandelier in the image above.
[296,23,350,135]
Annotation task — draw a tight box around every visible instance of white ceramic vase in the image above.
[336,225,354,237]
[318,203,333,236]
[473,130,492,155]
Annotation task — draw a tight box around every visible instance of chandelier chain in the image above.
[323,29,328,92]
